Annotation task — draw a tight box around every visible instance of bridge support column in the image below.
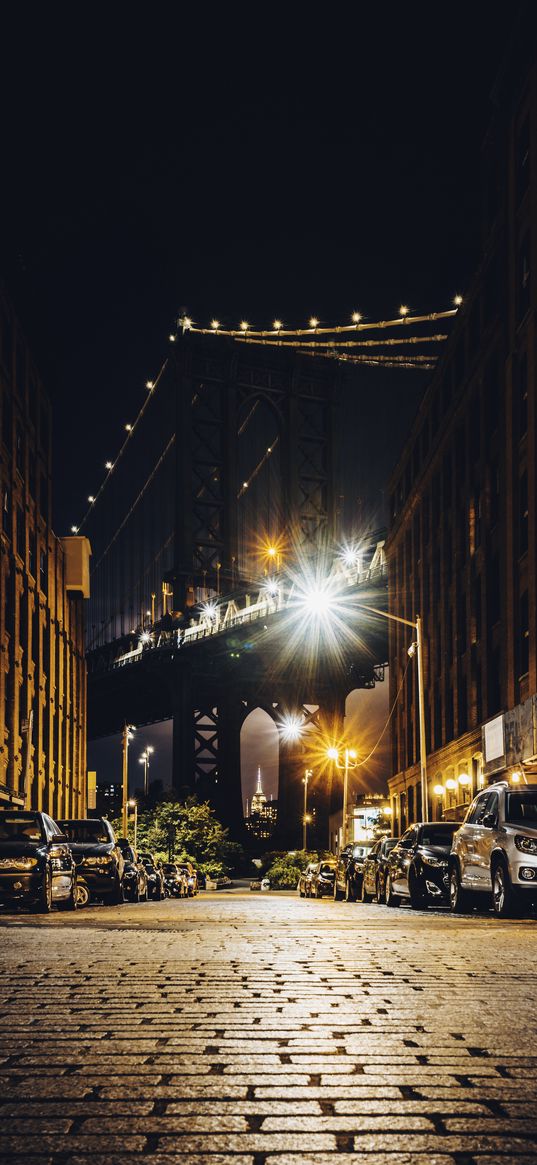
[171,661,195,799]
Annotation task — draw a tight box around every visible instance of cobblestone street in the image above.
[1,889,537,1164]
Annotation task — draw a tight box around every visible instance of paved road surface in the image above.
[1,889,537,1164]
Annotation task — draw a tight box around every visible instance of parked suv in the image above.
[449,781,537,917]
[0,810,77,912]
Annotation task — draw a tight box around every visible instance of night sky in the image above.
[0,6,520,804]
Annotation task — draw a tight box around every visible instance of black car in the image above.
[385,821,460,908]
[297,862,318,898]
[117,841,148,902]
[59,818,124,905]
[0,810,77,913]
[333,843,374,901]
[138,851,165,900]
[309,860,337,898]
[162,862,188,897]
[361,837,398,903]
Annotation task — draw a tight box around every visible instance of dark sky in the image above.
[0,5,520,800]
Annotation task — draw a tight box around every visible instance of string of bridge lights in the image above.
[70,299,463,537]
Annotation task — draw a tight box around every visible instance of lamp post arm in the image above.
[354,602,416,630]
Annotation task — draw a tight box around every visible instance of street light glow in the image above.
[433,784,445,796]
[278,713,305,743]
[326,746,338,760]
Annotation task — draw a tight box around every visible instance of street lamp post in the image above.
[354,604,429,823]
[128,799,138,850]
[303,768,313,849]
[327,747,358,849]
[121,724,136,838]
[138,746,155,797]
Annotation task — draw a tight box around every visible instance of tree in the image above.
[112,796,243,877]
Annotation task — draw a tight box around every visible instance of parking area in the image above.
[1,890,537,1163]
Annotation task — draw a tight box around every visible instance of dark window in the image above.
[28,529,35,577]
[519,589,529,677]
[2,487,10,536]
[517,234,530,322]
[40,473,49,524]
[519,470,528,555]
[2,394,12,449]
[516,114,530,203]
[15,422,24,476]
[515,351,528,439]
[472,575,481,643]
[487,552,500,626]
[39,548,47,595]
[16,504,25,560]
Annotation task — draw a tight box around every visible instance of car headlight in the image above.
[422,855,447,867]
[0,856,38,870]
[83,856,112,867]
[515,835,537,855]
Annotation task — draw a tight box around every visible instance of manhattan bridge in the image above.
[79,309,456,839]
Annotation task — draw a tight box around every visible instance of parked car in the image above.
[138,852,165,900]
[0,810,77,913]
[333,843,374,901]
[385,821,460,908]
[297,862,318,897]
[117,840,148,901]
[162,862,188,897]
[58,817,124,905]
[309,859,337,898]
[449,781,537,917]
[177,861,198,896]
[361,837,398,902]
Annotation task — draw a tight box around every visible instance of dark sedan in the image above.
[59,818,124,905]
[361,837,398,903]
[0,811,77,912]
[333,843,374,901]
[118,841,148,902]
[385,822,460,908]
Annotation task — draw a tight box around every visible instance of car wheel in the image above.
[107,876,124,904]
[385,872,400,908]
[492,861,517,918]
[449,864,471,913]
[409,869,428,910]
[361,878,373,903]
[376,875,385,905]
[76,881,90,908]
[57,878,78,911]
[344,879,356,903]
[31,867,52,914]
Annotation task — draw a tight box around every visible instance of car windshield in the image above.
[352,846,371,858]
[163,864,177,874]
[382,839,398,855]
[0,814,43,842]
[505,791,537,826]
[319,863,335,874]
[419,824,458,848]
[60,821,110,844]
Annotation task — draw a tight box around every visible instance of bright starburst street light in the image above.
[278,713,306,744]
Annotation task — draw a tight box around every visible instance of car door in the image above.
[471,792,499,887]
[391,828,418,894]
[364,842,380,893]
[459,792,494,887]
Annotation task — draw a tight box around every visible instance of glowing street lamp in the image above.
[327,746,358,849]
[138,746,154,797]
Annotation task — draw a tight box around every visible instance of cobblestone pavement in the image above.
[1,890,537,1165]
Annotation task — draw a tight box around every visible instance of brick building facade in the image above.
[387,16,537,833]
[0,285,90,814]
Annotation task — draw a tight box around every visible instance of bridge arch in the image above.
[240,705,279,821]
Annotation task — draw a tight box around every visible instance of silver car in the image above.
[449,781,537,917]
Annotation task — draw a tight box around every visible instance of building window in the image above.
[519,589,529,678]
[16,504,25,561]
[516,351,528,440]
[40,473,49,524]
[28,529,35,577]
[39,548,48,595]
[2,487,10,537]
[519,470,528,556]
[517,234,530,322]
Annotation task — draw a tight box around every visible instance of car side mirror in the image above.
[482,813,496,829]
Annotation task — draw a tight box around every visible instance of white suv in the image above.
[449,781,537,917]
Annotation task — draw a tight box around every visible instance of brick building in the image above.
[387,15,537,832]
[0,285,90,814]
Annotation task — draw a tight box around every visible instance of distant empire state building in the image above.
[244,767,277,841]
